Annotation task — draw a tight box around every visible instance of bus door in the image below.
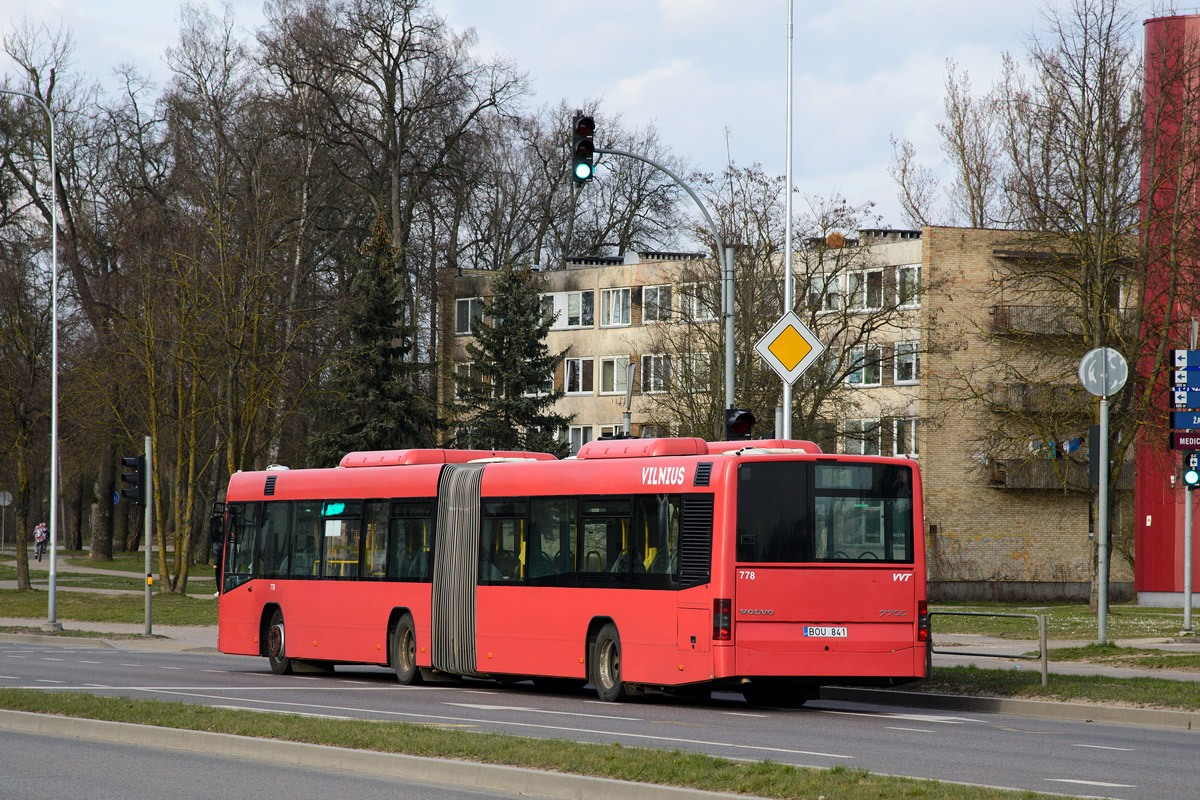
[732,460,919,676]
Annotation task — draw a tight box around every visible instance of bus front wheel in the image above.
[266,609,293,675]
[392,614,422,685]
[591,623,627,702]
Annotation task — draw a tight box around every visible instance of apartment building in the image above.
[448,228,1119,600]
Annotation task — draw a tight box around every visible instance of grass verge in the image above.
[0,688,1060,799]
[931,602,1188,640]
[1040,643,1200,672]
[0,589,216,626]
[914,665,1200,709]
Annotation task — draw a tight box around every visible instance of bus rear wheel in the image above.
[391,613,422,685]
[266,609,293,675]
[591,623,627,702]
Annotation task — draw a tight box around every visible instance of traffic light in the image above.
[571,113,595,183]
[1184,468,1200,489]
[1185,453,1200,490]
[724,408,756,440]
[120,454,146,505]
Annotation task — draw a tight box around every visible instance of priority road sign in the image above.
[754,311,826,385]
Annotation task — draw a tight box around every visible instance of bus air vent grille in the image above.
[693,462,712,486]
[679,494,714,589]
[264,476,277,496]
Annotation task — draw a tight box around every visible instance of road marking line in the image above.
[138,689,855,760]
[35,679,63,684]
[1073,743,1133,751]
[445,702,641,721]
[78,661,102,665]
[724,712,767,718]
[1047,779,1135,788]
[118,664,143,668]
[42,657,64,661]
[886,726,934,733]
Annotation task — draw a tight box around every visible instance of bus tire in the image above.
[266,609,293,675]
[591,623,627,702]
[392,613,422,685]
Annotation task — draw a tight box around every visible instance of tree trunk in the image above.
[89,440,116,561]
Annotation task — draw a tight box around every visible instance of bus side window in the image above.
[479,501,528,585]
[259,501,292,578]
[633,494,681,589]
[390,501,434,582]
[529,497,574,583]
[291,503,321,578]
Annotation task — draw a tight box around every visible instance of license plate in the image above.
[804,626,848,638]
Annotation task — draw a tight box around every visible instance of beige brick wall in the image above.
[919,227,1129,594]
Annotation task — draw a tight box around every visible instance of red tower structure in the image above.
[1135,15,1200,607]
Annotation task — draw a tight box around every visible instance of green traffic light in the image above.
[1186,469,1199,487]
[573,161,594,181]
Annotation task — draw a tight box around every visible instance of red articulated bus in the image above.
[214,438,928,704]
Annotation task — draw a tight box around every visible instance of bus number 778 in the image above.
[737,570,756,580]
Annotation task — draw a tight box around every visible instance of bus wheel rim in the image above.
[269,623,284,658]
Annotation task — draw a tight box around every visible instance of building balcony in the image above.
[991,304,1083,337]
[989,457,1134,491]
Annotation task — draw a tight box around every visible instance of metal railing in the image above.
[930,611,1048,687]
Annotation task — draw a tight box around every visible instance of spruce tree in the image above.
[307,215,439,466]
[455,263,571,457]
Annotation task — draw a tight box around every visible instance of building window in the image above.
[456,297,482,334]
[640,423,670,438]
[807,274,840,312]
[894,341,920,384]
[643,285,672,322]
[680,352,710,393]
[598,423,624,438]
[453,362,473,398]
[641,354,671,393]
[849,270,883,311]
[894,418,919,457]
[847,345,882,387]
[680,282,717,322]
[898,265,920,308]
[600,287,631,327]
[523,369,553,397]
[566,291,594,327]
[565,357,594,394]
[599,356,631,394]
[843,418,881,456]
[540,294,557,325]
[568,425,594,455]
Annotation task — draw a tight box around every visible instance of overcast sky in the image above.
[0,0,1165,227]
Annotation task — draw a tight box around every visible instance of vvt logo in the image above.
[893,573,912,582]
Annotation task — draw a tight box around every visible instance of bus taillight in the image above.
[917,600,930,642]
[713,598,732,641]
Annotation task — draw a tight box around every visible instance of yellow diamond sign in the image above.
[755,311,826,385]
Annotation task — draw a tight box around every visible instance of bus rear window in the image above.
[737,461,915,564]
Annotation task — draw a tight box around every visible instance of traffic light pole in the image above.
[593,146,735,417]
[143,435,153,636]
[1185,483,1193,633]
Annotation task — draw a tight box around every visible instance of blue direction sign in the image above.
[1173,369,1200,388]
[1172,411,1200,429]
[1173,349,1200,368]
[1172,389,1200,408]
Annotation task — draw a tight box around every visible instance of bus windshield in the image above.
[735,461,914,564]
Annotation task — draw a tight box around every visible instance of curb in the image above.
[0,709,762,800]
[822,687,1199,730]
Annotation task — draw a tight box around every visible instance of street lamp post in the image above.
[1,88,61,631]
